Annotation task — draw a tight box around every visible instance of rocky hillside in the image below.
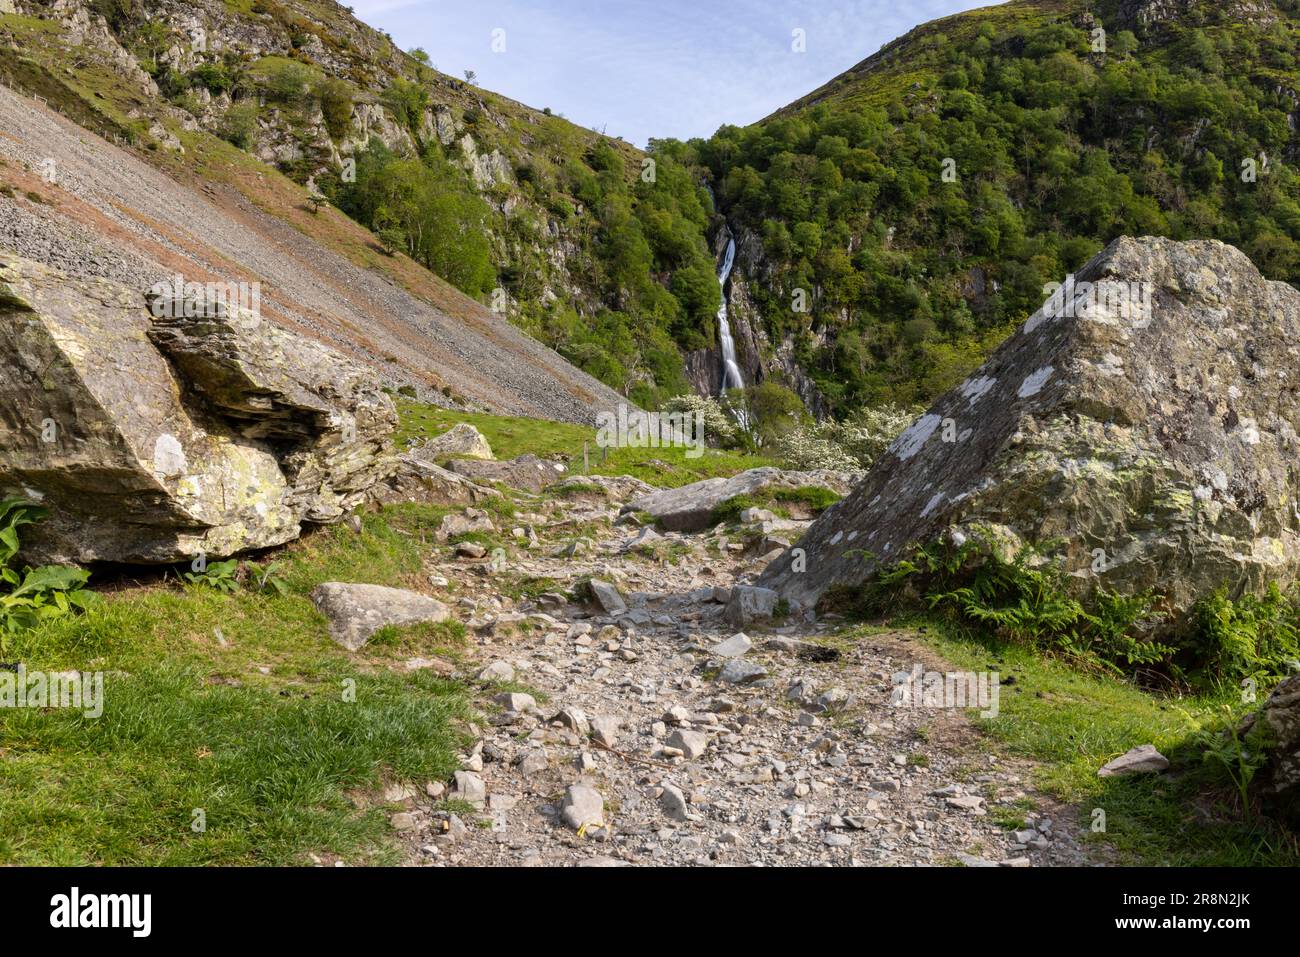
[0,0,723,408]
[0,0,638,422]
[689,0,1300,416]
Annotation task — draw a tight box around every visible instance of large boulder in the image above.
[759,237,1300,631]
[621,467,858,532]
[0,254,397,563]
[410,423,494,462]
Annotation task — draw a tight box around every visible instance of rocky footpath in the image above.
[332,472,1093,867]
[760,237,1300,633]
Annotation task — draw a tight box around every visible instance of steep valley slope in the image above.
[0,2,630,422]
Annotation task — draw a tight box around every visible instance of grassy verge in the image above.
[0,504,480,865]
[396,400,775,488]
[893,619,1300,866]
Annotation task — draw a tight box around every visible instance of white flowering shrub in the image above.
[835,403,920,467]
[660,393,743,448]
[772,428,861,470]
[773,402,919,471]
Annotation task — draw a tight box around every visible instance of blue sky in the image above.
[350,0,996,147]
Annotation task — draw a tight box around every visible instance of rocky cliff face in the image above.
[759,236,1300,632]
[0,253,397,563]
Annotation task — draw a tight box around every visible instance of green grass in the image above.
[897,620,1300,866]
[395,400,775,488]
[0,504,477,865]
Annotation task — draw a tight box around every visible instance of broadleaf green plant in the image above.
[0,498,95,638]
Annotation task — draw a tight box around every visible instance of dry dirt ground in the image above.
[376,485,1096,867]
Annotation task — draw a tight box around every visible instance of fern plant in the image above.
[0,498,95,638]
[1192,585,1300,686]
[873,533,1169,676]
[1183,704,1273,822]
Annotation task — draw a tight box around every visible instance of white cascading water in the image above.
[716,236,744,392]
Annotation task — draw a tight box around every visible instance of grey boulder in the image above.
[311,582,450,651]
[760,237,1300,636]
[622,467,856,532]
[0,254,396,564]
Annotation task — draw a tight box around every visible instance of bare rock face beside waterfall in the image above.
[0,253,397,564]
[758,237,1300,631]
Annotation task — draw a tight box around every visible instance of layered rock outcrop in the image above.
[0,254,397,563]
[759,237,1300,630]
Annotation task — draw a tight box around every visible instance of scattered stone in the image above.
[515,748,549,776]
[453,771,486,806]
[1097,744,1170,777]
[477,661,515,682]
[494,692,537,713]
[588,579,628,616]
[660,784,690,822]
[718,660,768,685]
[666,728,708,760]
[709,633,753,658]
[589,714,621,748]
[560,784,605,831]
[724,585,780,627]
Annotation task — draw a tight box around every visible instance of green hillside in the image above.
[684,0,1300,411]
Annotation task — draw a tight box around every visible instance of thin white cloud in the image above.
[353,0,996,146]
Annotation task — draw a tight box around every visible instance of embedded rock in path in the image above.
[760,237,1300,633]
[725,585,780,627]
[0,254,397,563]
[448,453,567,493]
[411,423,494,462]
[368,455,500,508]
[311,582,450,651]
[622,467,858,532]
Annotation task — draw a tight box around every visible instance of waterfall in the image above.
[716,235,743,393]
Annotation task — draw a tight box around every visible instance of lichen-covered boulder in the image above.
[0,253,396,563]
[759,237,1300,631]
